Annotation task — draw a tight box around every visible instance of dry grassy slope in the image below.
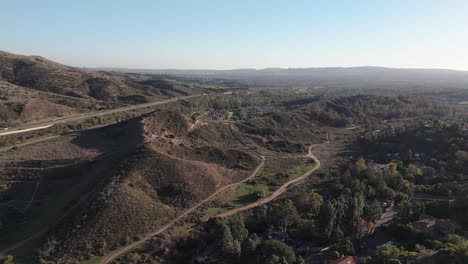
[0,81,90,126]
[136,78,204,97]
[38,110,258,263]
[142,109,194,138]
[230,102,346,153]
[101,72,206,97]
[0,50,206,126]
[236,111,322,144]
[253,96,362,130]
[0,50,147,102]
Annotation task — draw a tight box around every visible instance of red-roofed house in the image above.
[412,215,460,237]
[330,256,360,264]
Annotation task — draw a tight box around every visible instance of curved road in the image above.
[217,141,327,218]
[101,155,265,264]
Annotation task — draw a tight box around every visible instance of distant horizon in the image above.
[91,65,468,72]
[2,1,468,71]
[4,48,468,73]
[6,46,468,72]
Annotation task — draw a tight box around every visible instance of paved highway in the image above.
[0,94,203,136]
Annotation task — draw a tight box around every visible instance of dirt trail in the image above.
[100,155,265,264]
[101,126,336,262]
[21,176,42,213]
[217,141,327,218]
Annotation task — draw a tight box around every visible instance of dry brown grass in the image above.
[27,110,259,263]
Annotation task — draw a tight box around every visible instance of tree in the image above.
[293,191,323,216]
[372,244,417,264]
[265,255,281,264]
[242,233,261,256]
[228,216,248,242]
[384,163,398,177]
[255,188,268,198]
[373,245,401,264]
[355,158,367,173]
[126,253,141,263]
[455,150,468,173]
[318,200,337,241]
[232,239,242,257]
[330,250,340,260]
[407,164,422,176]
[332,196,347,240]
[350,179,366,195]
[387,223,423,241]
[381,186,396,201]
[349,193,365,233]
[363,200,382,223]
[341,239,355,255]
[260,240,296,264]
[3,255,13,264]
[398,201,412,223]
[421,166,435,178]
[295,256,305,264]
[400,180,414,197]
[269,199,299,232]
[293,219,315,241]
[218,221,235,256]
[309,192,323,215]
[394,192,409,205]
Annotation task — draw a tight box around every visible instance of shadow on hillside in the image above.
[70,118,145,154]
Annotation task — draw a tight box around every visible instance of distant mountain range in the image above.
[96,66,468,89]
[96,66,468,75]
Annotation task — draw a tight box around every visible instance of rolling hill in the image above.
[10,110,260,263]
[0,51,211,127]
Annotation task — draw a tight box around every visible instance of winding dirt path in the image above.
[101,155,265,264]
[217,141,327,218]
[102,125,328,263]
[21,176,42,213]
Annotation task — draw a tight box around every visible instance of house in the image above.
[412,218,437,233]
[412,215,460,237]
[330,256,360,264]
[367,160,387,171]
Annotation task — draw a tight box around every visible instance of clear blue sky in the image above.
[2,0,468,69]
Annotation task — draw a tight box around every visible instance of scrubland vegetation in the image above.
[1,51,468,264]
[106,89,468,264]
